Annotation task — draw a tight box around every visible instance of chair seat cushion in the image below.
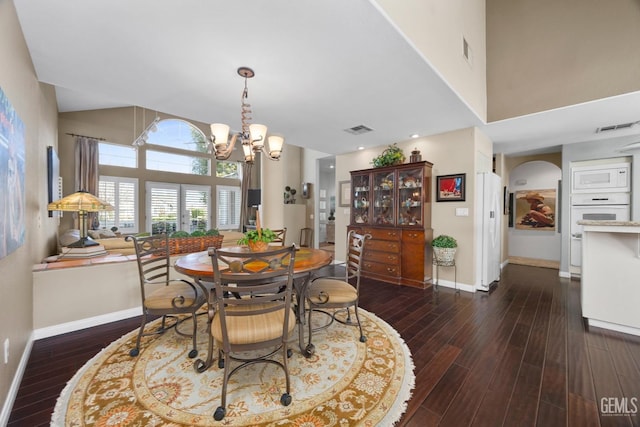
[145,282,202,310]
[212,305,296,345]
[308,278,358,304]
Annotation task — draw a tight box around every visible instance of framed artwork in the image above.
[47,146,61,217]
[319,200,326,210]
[436,173,465,202]
[339,180,351,207]
[515,189,556,231]
[0,85,26,259]
[319,189,326,199]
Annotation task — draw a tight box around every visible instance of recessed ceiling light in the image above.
[410,134,419,139]
[329,165,334,169]
[357,146,365,150]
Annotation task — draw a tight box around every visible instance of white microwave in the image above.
[572,162,630,193]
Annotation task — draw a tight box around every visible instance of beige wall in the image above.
[335,127,485,288]
[374,0,487,121]
[0,0,59,416]
[487,0,640,121]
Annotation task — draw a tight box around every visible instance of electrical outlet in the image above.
[4,338,9,364]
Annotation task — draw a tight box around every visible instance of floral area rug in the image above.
[52,308,414,426]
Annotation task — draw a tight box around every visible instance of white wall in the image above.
[374,0,487,121]
[508,161,562,262]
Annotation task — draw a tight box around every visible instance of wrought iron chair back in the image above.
[201,244,297,421]
[270,227,287,246]
[303,230,370,355]
[125,233,205,358]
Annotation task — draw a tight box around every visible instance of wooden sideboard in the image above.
[347,161,433,288]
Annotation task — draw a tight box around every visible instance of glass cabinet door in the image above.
[372,170,395,225]
[397,166,424,226]
[351,173,370,225]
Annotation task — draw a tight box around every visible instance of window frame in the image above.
[98,142,138,169]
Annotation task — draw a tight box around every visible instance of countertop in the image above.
[577,220,640,226]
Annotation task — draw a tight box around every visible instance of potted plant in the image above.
[371,143,405,168]
[238,228,277,252]
[431,235,457,266]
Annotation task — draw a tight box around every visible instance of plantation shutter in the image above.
[98,176,138,233]
[217,185,241,230]
[147,183,179,235]
[182,186,210,232]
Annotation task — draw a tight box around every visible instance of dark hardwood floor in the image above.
[9,264,640,426]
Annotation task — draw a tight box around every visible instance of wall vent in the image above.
[596,121,638,133]
[344,125,373,135]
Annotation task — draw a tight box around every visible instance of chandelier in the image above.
[210,67,284,163]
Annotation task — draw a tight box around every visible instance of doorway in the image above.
[318,156,335,253]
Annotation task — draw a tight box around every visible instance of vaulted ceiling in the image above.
[14,0,640,157]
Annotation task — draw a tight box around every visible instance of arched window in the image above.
[145,119,208,153]
[145,119,211,176]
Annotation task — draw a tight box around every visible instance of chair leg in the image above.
[214,351,230,421]
[345,307,353,323]
[280,341,292,406]
[130,313,147,357]
[353,305,366,342]
[304,306,315,358]
[188,312,198,359]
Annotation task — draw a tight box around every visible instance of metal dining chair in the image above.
[299,227,313,247]
[126,234,206,358]
[304,230,370,355]
[202,244,297,421]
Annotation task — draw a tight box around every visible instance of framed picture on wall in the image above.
[436,173,465,202]
[339,180,351,207]
[514,189,556,231]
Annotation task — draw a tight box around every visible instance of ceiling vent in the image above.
[596,121,638,133]
[344,125,373,135]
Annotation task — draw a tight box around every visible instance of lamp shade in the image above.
[267,135,284,158]
[211,123,230,147]
[249,124,267,150]
[242,143,254,163]
[47,190,114,212]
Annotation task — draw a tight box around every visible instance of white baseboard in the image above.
[434,279,475,293]
[0,332,34,427]
[588,319,640,337]
[558,270,572,278]
[33,307,142,340]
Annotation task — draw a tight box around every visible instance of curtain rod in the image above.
[65,132,107,141]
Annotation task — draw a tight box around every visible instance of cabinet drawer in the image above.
[363,228,401,241]
[363,261,399,277]
[402,230,424,243]
[366,239,400,253]
[364,250,400,264]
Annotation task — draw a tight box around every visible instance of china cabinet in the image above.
[347,161,433,288]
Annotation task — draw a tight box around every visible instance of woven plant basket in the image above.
[167,235,223,255]
[433,247,456,266]
[247,240,270,252]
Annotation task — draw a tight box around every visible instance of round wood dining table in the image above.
[174,246,333,280]
[174,246,333,358]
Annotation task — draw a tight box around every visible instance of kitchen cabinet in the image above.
[348,161,433,288]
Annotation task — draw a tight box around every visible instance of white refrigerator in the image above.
[475,172,502,291]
